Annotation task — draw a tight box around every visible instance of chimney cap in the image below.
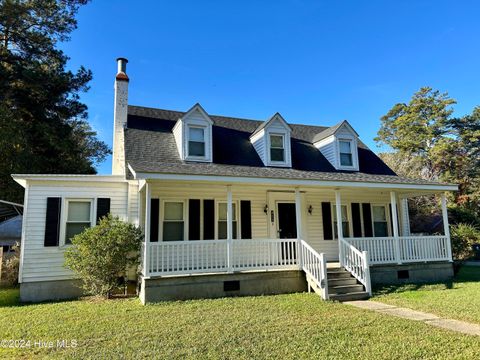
[116,57,128,63]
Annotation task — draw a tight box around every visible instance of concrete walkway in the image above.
[344,300,480,336]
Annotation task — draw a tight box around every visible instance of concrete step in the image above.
[328,277,358,287]
[329,291,370,302]
[328,284,365,295]
[327,271,352,279]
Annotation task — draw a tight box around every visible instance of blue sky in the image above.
[61,0,480,174]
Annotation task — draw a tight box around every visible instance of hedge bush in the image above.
[64,215,143,298]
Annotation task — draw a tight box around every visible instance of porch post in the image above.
[295,187,303,269]
[441,193,453,262]
[335,190,344,266]
[227,185,233,272]
[390,191,402,264]
[143,182,151,277]
[400,197,411,236]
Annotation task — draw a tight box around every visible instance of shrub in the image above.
[2,243,20,286]
[448,205,480,228]
[64,215,143,298]
[450,223,480,261]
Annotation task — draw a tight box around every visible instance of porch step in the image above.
[329,291,370,302]
[327,270,352,279]
[327,277,358,287]
[328,284,364,295]
[326,266,370,301]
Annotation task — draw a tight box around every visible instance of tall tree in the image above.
[376,87,480,208]
[0,0,109,202]
[376,87,456,180]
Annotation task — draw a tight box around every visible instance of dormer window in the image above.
[339,139,353,167]
[250,113,292,167]
[173,103,213,162]
[313,120,360,171]
[270,134,285,162]
[188,126,205,157]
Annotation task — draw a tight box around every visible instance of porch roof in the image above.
[127,162,457,191]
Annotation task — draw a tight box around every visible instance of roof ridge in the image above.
[128,104,329,130]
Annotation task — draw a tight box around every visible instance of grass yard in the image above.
[0,289,479,359]
[373,265,480,324]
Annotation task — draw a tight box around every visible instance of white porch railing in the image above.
[300,240,328,300]
[147,238,300,277]
[347,235,451,265]
[339,238,372,296]
[231,239,299,271]
[148,240,228,276]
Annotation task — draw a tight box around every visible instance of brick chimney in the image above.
[112,57,129,176]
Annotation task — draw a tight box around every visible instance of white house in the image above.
[13,58,457,303]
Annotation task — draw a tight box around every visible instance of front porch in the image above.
[137,180,454,302]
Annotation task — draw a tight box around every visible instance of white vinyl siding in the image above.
[314,136,336,167]
[20,179,400,282]
[251,130,266,164]
[20,180,129,283]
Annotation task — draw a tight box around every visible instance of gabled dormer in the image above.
[250,113,292,167]
[173,103,213,162]
[313,120,359,171]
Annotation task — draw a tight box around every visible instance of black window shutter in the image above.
[150,199,159,242]
[321,202,333,240]
[240,200,252,239]
[351,203,362,237]
[44,197,61,247]
[203,200,215,240]
[96,198,111,224]
[362,203,373,237]
[189,199,201,240]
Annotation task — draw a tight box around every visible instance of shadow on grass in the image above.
[0,286,21,307]
[0,282,139,308]
[373,281,454,296]
[373,265,480,297]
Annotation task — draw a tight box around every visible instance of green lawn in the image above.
[0,289,479,359]
[373,265,480,324]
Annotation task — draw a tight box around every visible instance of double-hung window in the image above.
[217,202,238,239]
[332,204,350,238]
[372,205,388,237]
[188,126,205,157]
[65,200,92,244]
[339,139,353,167]
[162,201,185,241]
[270,134,285,162]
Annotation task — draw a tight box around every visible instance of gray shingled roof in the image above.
[312,120,359,144]
[250,112,293,138]
[125,105,452,187]
[127,160,449,186]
